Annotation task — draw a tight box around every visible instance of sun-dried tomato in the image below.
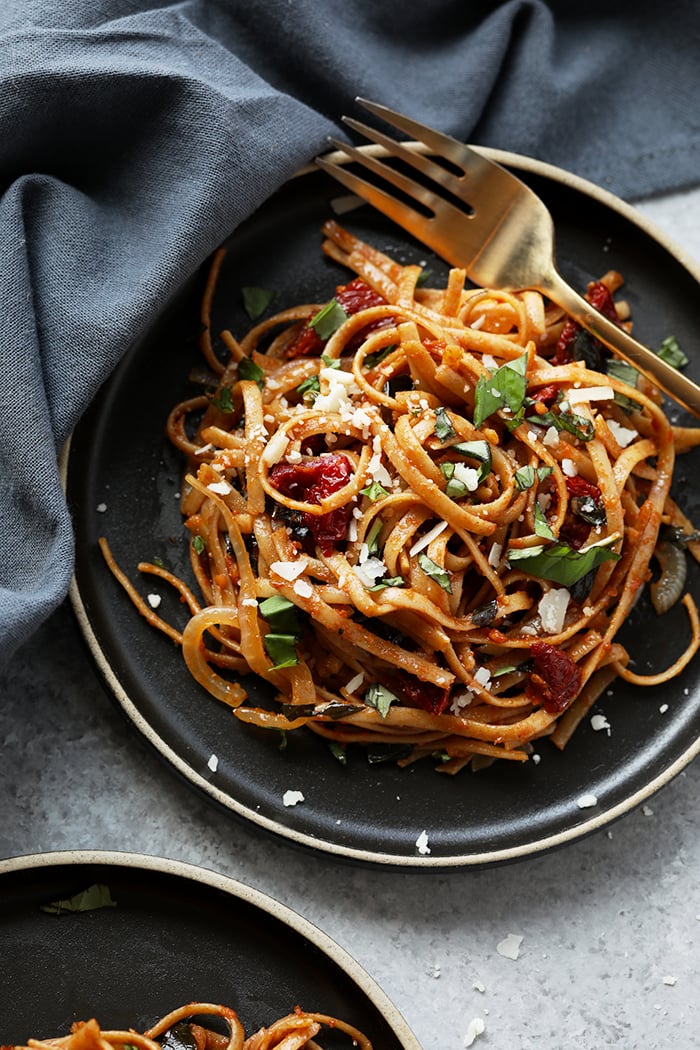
[552,281,620,365]
[565,475,602,502]
[394,671,450,715]
[530,384,560,406]
[526,641,582,713]
[285,278,389,358]
[269,455,352,554]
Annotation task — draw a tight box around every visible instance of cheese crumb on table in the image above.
[576,792,598,809]
[496,933,523,960]
[464,1018,485,1046]
[415,829,431,855]
[282,789,305,807]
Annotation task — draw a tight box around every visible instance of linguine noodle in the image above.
[14,1001,372,1050]
[100,220,700,774]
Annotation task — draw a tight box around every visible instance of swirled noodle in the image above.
[15,1001,372,1050]
[101,221,700,774]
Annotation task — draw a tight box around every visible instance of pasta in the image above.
[13,1001,372,1050]
[101,220,700,774]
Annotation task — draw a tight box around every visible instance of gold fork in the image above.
[316,97,700,419]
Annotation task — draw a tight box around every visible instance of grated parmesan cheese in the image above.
[207,753,218,773]
[607,418,637,448]
[590,713,611,734]
[542,426,559,447]
[147,593,162,609]
[464,1018,485,1047]
[568,385,614,404]
[538,587,570,634]
[345,672,364,694]
[415,829,431,855]
[282,789,305,807]
[207,480,231,495]
[561,458,578,477]
[353,557,387,588]
[262,430,290,466]
[576,792,598,809]
[409,519,448,557]
[270,559,307,582]
[293,578,313,599]
[496,934,523,960]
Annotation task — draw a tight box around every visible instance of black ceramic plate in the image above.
[0,851,420,1046]
[66,150,700,868]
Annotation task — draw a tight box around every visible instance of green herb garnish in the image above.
[310,299,349,340]
[417,552,452,593]
[363,344,396,369]
[360,481,390,502]
[40,884,117,915]
[211,385,235,412]
[365,683,400,718]
[369,575,405,591]
[328,741,347,764]
[452,440,492,482]
[321,353,342,369]
[473,352,528,427]
[434,407,456,442]
[259,594,300,635]
[657,335,689,369]
[365,518,384,556]
[192,535,205,555]
[507,535,620,586]
[297,373,320,402]
[263,633,299,669]
[242,286,274,320]
[238,356,265,389]
[526,408,595,442]
[533,501,556,541]
[514,465,553,491]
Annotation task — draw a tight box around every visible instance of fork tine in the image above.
[355,97,483,177]
[341,115,469,202]
[315,152,445,252]
[323,135,451,216]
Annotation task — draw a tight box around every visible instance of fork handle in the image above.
[542,269,700,420]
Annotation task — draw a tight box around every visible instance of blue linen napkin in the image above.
[2,0,699,667]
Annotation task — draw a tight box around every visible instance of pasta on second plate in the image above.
[102,220,700,774]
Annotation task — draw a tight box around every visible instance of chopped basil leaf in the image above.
[315,700,364,719]
[527,408,594,442]
[263,633,299,669]
[320,353,342,369]
[508,536,620,586]
[452,440,492,481]
[211,385,235,412]
[280,703,316,719]
[572,494,607,527]
[533,501,556,541]
[365,683,400,718]
[363,344,396,369]
[514,465,553,491]
[152,556,165,569]
[434,406,456,442]
[606,358,639,389]
[297,373,320,402]
[657,335,689,369]
[310,299,348,340]
[238,356,265,389]
[192,535,205,555]
[258,594,300,636]
[416,268,432,287]
[365,518,383,556]
[278,730,288,751]
[369,575,405,591]
[473,352,528,428]
[40,884,117,915]
[360,481,390,501]
[328,741,347,764]
[441,463,468,500]
[417,552,452,593]
[367,743,412,763]
[242,286,273,320]
[471,598,498,627]
[161,1025,198,1050]
[491,664,520,678]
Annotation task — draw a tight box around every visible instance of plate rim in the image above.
[0,848,422,1049]
[62,145,700,869]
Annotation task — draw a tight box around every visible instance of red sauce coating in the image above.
[269,454,352,554]
[526,641,582,713]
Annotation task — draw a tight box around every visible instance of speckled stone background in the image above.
[2,187,700,1050]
